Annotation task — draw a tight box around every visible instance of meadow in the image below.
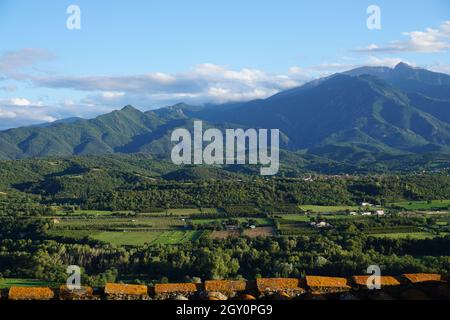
[389,200,450,211]
[298,205,362,212]
[0,279,55,289]
[91,230,206,246]
[369,232,436,240]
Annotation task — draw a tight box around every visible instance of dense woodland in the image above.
[1,155,450,211]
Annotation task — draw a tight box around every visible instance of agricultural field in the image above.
[91,230,206,246]
[190,217,272,226]
[207,226,276,239]
[0,279,55,289]
[45,206,450,245]
[49,216,186,230]
[51,208,219,217]
[53,209,133,216]
[47,214,202,245]
[210,230,241,239]
[298,205,362,213]
[141,208,219,216]
[389,200,450,211]
[369,232,436,240]
[243,226,277,238]
[277,213,366,223]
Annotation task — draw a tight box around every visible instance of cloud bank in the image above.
[357,21,450,53]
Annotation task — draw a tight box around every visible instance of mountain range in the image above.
[1,63,450,170]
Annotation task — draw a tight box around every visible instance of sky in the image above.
[0,0,449,129]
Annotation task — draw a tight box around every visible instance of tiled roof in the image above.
[257,278,302,292]
[104,283,148,296]
[1,274,449,300]
[402,273,443,284]
[8,287,54,300]
[306,276,350,289]
[351,275,401,287]
[205,280,249,292]
[154,283,199,294]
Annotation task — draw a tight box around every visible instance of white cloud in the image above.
[2,46,446,130]
[30,63,304,106]
[0,48,54,80]
[427,62,450,75]
[357,21,450,53]
[366,56,412,68]
[0,98,57,129]
[10,98,32,106]
[101,91,125,99]
[0,108,17,119]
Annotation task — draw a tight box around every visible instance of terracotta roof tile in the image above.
[104,283,148,296]
[306,276,350,289]
[256,278,301,292]
[402,274,443,284]
[205,280,247,292]
[154,283,199,294]
[8,287,54,300]
[352,275,400,287]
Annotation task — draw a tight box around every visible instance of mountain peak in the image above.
[121,105,139,112]
[394,62,413,70]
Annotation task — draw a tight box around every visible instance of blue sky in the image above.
[0,0,449,129]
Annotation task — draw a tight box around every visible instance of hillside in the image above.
[0,63,449,168]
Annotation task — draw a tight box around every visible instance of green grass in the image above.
[90,230,205,246]
[389,200,450,211]
[278,215,311,222]
[50,216,186,230]
[0,279,55,289]
[298,205,361,213]
[369,232,436,239]
[279,214,366,223]
[48,229,98,239]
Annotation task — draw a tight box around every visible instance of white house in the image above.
[361,212,372,216]
[316,221,331,228]
[361,202,373,207]
[375,210,385,216]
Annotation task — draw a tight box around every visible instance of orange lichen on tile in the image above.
[8,287,55,300]
[104,283,148,296]
[154,283,199,294]
[306,276,350,289]
[402,274,443,284]
[205,280,247,292]
[256,278,301,292]
[352,275,400,287]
